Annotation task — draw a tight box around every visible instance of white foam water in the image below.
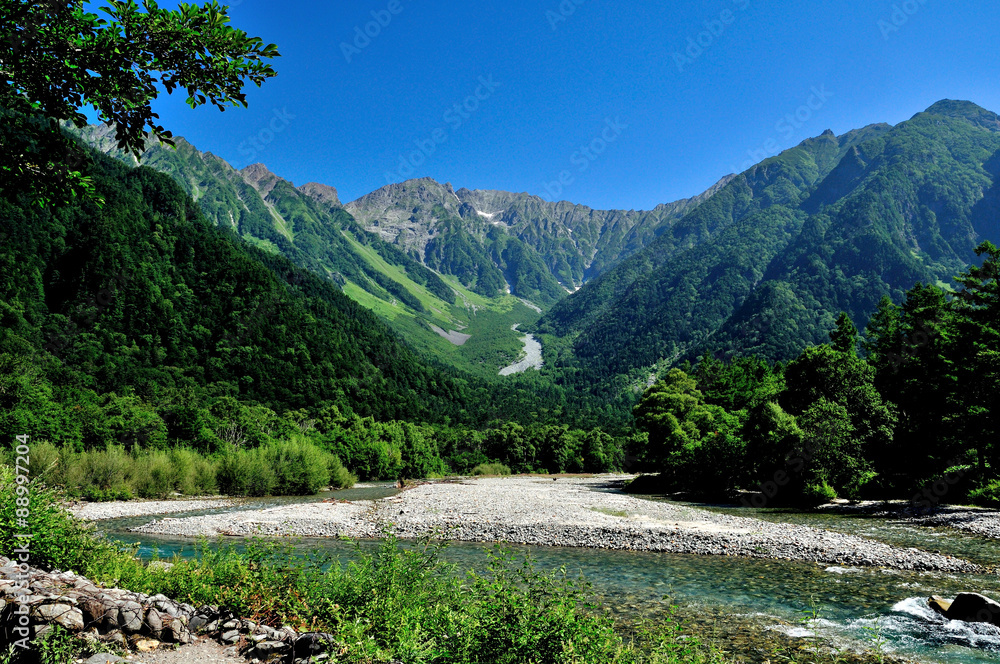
[841,597,1000,663]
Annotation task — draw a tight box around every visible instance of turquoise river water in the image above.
[96,485,1000,664]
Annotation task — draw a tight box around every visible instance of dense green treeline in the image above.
[630,242,1000,506]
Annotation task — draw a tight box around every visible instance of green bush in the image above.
[329,455,357,489]
[132,450,176,499]
[169,448,218,496]
[216,446,277,497]
[0,465,118,573]
[64,445,134,501]
[270,437,331,495]
[968,479,1000,507]
[471,462,511,476]
[801,481,838,506]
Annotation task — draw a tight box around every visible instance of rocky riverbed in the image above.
[68,498,239,521]
[818,500,1000,541]
[128,477,978,572]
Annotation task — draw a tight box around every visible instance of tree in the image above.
[829,312,858,356]
[633,368,745,494]
[952,241,1000,475]
[1,0,279,204]
[865,284,959,486]
[781,343,895,496]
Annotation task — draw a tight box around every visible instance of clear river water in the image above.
[96,485,1000,664]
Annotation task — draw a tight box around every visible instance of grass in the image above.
[471,462,512,476]
[590,507,629,518]
[3,438,355,502]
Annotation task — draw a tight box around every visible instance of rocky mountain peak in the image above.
[298,182,341,208]
[239,163,283,197]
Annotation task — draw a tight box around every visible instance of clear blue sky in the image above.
[142,0,1000,210]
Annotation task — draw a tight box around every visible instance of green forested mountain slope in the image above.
[0,147,588,427]
[537,100,1000,383]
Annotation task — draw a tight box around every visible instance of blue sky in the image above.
[142,0,1000,210]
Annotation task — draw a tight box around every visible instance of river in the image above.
[499,324,543,375]
[96,486,1000,664]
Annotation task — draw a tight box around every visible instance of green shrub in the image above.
[216,446,276,497]
[801,481,838,505]
[0,465,118,572]
[64,445,133,500]
[270,438,331,495]
[131,450,177,499]
[471,462,511,476]
[329,455,357,489]
[21,440,65,486]
[168,447,218,496]
[968,479,1000,507]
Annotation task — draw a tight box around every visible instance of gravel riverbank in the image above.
[68,497,239,521]
[127,477,977,572]
[818,500,1000,541]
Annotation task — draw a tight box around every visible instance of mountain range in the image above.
[77,99,1000,394]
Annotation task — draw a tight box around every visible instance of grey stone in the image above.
[222,629,241,643]
[188,614,209,632]
[165,618,191,644]
[145,607,164,638]
[80,597,106,625]
[293,633,338,658]
[84,654,125,664]
[945,592,1000,626]
[119,601,143,633]
[33,603,85,630]
[101,600,120,630]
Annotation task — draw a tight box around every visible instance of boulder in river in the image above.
[928,595,952,616]
[928,592,1000,626]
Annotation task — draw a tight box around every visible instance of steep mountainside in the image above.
[0,150,475,422]
[79,125,727,377]
[537,100,1000,383]
[346,176,731,304]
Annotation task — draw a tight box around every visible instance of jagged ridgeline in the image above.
[537,100,1000,382]
[0,145,575,424]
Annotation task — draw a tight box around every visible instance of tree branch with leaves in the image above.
[0,0,279,205]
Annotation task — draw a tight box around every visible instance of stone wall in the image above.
[0,557,355,664]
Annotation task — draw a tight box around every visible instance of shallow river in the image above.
[98,486,1000,664]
